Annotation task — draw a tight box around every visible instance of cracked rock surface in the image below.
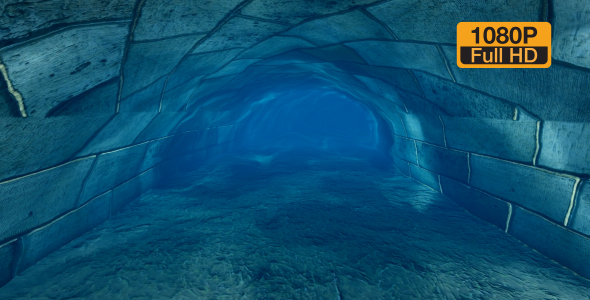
[1,151,589,299]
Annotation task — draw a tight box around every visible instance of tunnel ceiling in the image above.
[1,0,590,285]
[1,0,589,182]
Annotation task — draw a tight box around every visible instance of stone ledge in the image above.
[17,191,111,273]
[0,156,95,243]
[393,135,417,164]
[409,164,440,192]
[0,239,19,287]
[442,117,537,163]
[78,142,149,205]
[470,154,577,224]
[112,169,156,215]
[416,141,469,184]
[441,176,510,231]
[538,121,590,175]
[508,206,590,278]
[393,155,409,176]
[569,180,590,236]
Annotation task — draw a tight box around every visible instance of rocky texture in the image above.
[409,164,440,191]
[2,154,590,299]
[0,23,128,116]
[121,35,201,98]
[444,47,590,122]
[441,177,510,231]
[347,41,451,79]
[442,117,537,163]
[552,1,590,68]
[78,143,149,205]
[538,121,590,175]
[192,17,288,54]
[18,191,112,272]
[284,10,391,45]
[0,157,95,242]
[509,206,590,278]
[470,155,577,224]
[569,181,590,236]
[0,0,134,43]
[133,0,243,41]
[416,142,469,184]
[1,0,590,289]
[367,0,541,44]
[0,239,18,286]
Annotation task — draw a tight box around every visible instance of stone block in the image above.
[415,72,514,119]
[470,154,577,223]
[192,17,288,53]
[441,177,510,231]
[167,49,242,91]
[552,0,590,68]
[443,117,537,163]
[161,76,204,112]
[416,142,469,184]
[255,51,323,66]
[48,79,119,116]
[186,76,239,110]
[0,0,134,42]
[141,138,166,172]
[410,164,440,191]
[121,35,201,98]
[77,112,158,156]
[18,191,111,273]
[284,10,391,45]
[0,23,127,117]
[119,76,167,112]
[389,113,406,137]
[0,239,19,287]
[0,157,95,243]
[0,113,113,182]
[443,46,590,122]
[239,36,314,59]
[300,45,366,64]
[346,41,452,80]
[399,113,445,146]
[393,155,409,176]
[161,131,202,160]
[78,143,148,205]
[367,0,540,44]
[393,135,417,164]
[134,112,191,143]
[210,59,262,79]
[353,64,423,96]
[396,89,444,117]
[133,0,242,41]
[241,0,380,24]
[112,168,156,214]
[569,181,590,236]
[355,76,406,110]
[509,206,590,278]
[538,121,590,175]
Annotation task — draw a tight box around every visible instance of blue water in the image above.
[1,149,589,299]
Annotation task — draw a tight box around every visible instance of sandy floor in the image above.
[1,150,590,299]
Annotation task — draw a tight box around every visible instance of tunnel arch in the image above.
[0,0,589,287]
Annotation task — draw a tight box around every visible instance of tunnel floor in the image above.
[1,150,590,299]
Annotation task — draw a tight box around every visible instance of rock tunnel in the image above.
[1,0,590,298]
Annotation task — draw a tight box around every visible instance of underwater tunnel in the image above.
[0,0,590,298]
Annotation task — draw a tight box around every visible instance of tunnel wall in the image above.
[1,0,590,287]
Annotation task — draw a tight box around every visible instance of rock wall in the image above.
[1,0,589,287]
